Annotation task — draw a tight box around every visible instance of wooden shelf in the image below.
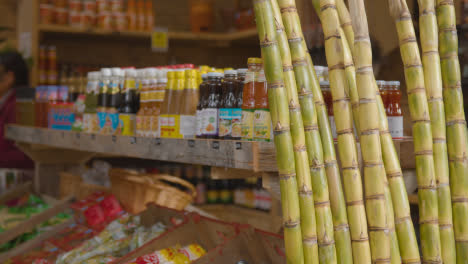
[38,24,258,42]
[5,125,276,172]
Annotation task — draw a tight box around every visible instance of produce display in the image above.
[129,243,206,264]
[0,194,54,231]
[253,0,467,263]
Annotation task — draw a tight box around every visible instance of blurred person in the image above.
[0,51,33,169]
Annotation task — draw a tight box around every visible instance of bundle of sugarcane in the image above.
[336,1,419,263]
[388,0,442,263]
[270,0,321,262]
[417,0,456,263]
[253,0,304,263]
[435,0,468,262]
[312,0,390,263]
[276,1,354,263]
[270,0,338,263]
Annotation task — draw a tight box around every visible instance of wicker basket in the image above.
[110,169,196,214]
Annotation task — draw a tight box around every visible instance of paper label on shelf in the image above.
[388,116,404,138]
[152,27,168,52]
[180,115,195,138]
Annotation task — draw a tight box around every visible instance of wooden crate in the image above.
[59,172,110,200]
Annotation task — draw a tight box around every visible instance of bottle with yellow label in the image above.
[253,68,272,141]
[160,69,175,138]
[179,69,199,139]
[241,58,262,141]
[167,69,185,138]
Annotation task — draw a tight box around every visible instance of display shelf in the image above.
[38,24,258,42]
[5,125,276,172]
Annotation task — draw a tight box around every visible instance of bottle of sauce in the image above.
[253,67,271,142]
[241,58,261,141]
[119,69,137,136]
[387,81,403,138]
[145,0,153,31]
[152,72,166,137]
[106,68,122,135]
[136,70,149,137]
[377,80,388,109]
[196,73,208,139]
[168,69,186,138]
[84,71,100,133]
[160,69,175,138]
[47,46,58,86]
[202,72,220,139]
[218,70,237,139]
[180,69,199,139]
[98,68,112,134]
[137,0,145,31]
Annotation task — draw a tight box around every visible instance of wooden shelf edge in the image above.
[38,24,257,41]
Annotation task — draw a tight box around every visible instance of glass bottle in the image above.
[253,67,271,142]
[218,70,237,139]
[241,58,261,141]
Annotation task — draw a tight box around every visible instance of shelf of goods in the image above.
[38,24,258,42]
[5,124,416,173]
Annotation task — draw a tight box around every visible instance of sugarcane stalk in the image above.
[417,0,456,263]
[388,0,442,263]
[435,1,468,263]
[270,1,321,263]
[336,0,354,55]
[253,1,304,263]
[276,1,353,264]
[313,0,388,263]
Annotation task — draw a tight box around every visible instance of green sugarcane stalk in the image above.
[253,1,304,263]
[336,0,354,55]
[270,1,321,263]
[277,1,353,263]
[435,1,468,263]
[313,0,387,263]
[418,0,456,263]
[335,1,420,262]
[388,0,442,263]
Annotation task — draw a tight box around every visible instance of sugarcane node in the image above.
[303,236,318,245]
[352,237,370,243]
[279,172,296,180]
[260,40,277,47]
[329,63,346,71]
[268,81,285,89]
[273,122,290,133]
[367,226,389,232]
[411,119,431,124]
[437,182,450,188]
[364,162,384,168]
[346,199,364,206]
[442,82,462,90]
[449,157,468,163]
[400,36,417,46]
[354,36,371,43]
[337,128,354,136]
[282,65,293,72]
[334,223,349,231]
[279,6,297,13]
[407,87,426,95]
[344,62,355,68]
[293,144,307,152]
[298,92,314,99]
[341,165,359,170]
[289,105,301,111]
[422,259,442,264]
[314,200,331,207]
[427,97,443,103]
[324,34,341,41]
[432,138,446,144]
[292,58,308,66]
[386,171,403,178]
[395,216,412,225]
[417,184,437,190]
[452,197,468,203]
[360,129,380,136]
[440,52,458,60]
[356,66,373,74]
[439,223,454,229]
[446,119,467,126]
[318,240,336,247]
[454,239,468,243]
[310,164,325,170]
[341,21,352,27]
[315,100,326,106]
[396,15,412,22]
[359,98,377,105]
[283,220,300,228]
[320,3,337,12]
[304,125,319,131]
[324,160,338,168]
[287,36,303,44]
[365,194,386,201]
[436,0,454,7]
[352,102,359,108]
[420,8,436,16]
[299,189,313,196]
[380,129,391,136]
[332,97,350,104]
[422,50,439,56]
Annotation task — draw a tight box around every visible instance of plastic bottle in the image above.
[202,72,220,139]
[253,68,271,141]
[241,58,261,141]
[196,73,208,138]
[387,81,403,138]
[179,69,199,138]
[98,68,112,134]
[218,70,237,139]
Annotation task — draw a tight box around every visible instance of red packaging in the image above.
[69,11,82,27]
[47,223,95,251]
[98,11,113,30]
[113,12,127,31]
[40,4,54,24]
[54,7,68,25]
[84,203,106,228]
[97,0,109,13]
[81,11,96,27]
[83,0,97,13]
[100,194,123,220]
[69,0,82,12]
[70,198,94,224]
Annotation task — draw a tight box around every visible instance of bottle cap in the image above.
[224,69,237,76]
[207,72,217,78]
[101,68,111,77]
[159,78,168,83]
[389,81,400,86]
[237,68,248,75]
[125,68,137,78]
[247,57,263,65]
[376,80,385,87]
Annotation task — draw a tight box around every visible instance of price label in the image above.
[130,137,137,144]
[91,134,96,141]
[112,135,117,143]
[155,138,161,146]
[76,133,80,139]
[236,142,242,150]
[212,141,220,150]
[152,27,168,52]
[188,140,195,148]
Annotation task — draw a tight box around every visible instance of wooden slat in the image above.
[0,196,73,245]
[0,182,32,204]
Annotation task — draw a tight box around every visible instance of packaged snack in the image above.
[135,248,178,264]
[99,194,123,221]
[47,223,95,251]
[178,244,206,261]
